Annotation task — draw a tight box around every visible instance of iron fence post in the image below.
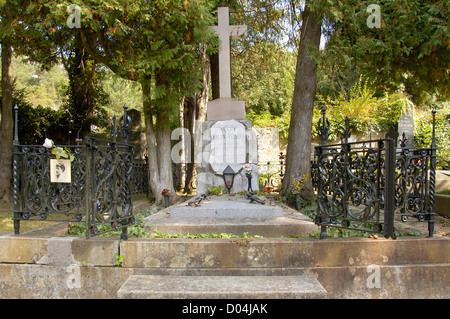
[428,107,437,237]
[85,139,93,239]
[383,134,396,239]
[13,105,21,235]
[317,108,329,239]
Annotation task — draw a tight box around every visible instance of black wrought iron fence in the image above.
[393,130,437,235]
[12,143,86,234]
[11,105,148,239]
[133,157,149,196]
[314,137,396,239]
[84,136,135,240]
[313,108,437,239]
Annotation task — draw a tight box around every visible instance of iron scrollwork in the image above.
[314,109,437,239]
[315,141,386,237]
[12,104,145,239]
[13,145,86,229]
[85,137,135,239]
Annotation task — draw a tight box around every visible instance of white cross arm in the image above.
[230,25,247,39]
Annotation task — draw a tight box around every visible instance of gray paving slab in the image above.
[168,195,283,219]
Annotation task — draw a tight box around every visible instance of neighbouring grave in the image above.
[397,105,414,147]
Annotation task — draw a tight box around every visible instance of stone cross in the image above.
[209,7,247,99]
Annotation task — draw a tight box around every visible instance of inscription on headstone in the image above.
[210,121,246,172]
[196,120,258,194]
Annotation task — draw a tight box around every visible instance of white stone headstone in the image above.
[196,120,259,194]
[209,120,246,174]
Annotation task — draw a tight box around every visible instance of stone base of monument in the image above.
[144,195,318,238]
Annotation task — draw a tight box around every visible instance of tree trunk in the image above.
[66,34,98,141]
[178,96,187,191]
[183,96,195,193]
[282,5,322,201]
[142,79,179,205]
[185,43,210,194]
[0,39,13,203]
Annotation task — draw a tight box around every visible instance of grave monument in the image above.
[196,7,259,195]
[144,7,316,236]
[398,105,414,147]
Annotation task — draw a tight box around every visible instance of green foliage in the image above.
[414,102,450,169]
[247,109,291,140]
[46,141,75,161]
[66,207,161,238]
[207,185,226,195]
[113,253,125,266]
[312,77,411,141]
[233,43,296,117]
[45,0,217,128]
[322,0,450,102]
[12,98,69,145]
[291,173,308,195]
[10,56,68,109]
[100,69,143,116]
[64,35,110,137]
[278,188,297,208]
[151,230,263,239]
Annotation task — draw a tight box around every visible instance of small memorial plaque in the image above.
[50,159,71,183]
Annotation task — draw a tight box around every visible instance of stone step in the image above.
[117,275,327,299]
[144,195,318,238]
[145,216,318,237]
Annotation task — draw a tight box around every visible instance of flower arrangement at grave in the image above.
[161,189,171,207]
[43,138,74,161]
[243,163,253,178]
[243,163,253,192]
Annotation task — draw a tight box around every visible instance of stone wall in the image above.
[1,234,449,299]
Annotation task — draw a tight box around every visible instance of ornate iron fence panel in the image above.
[12,144,86,234]
[85,137,135,239]
[314,108,437,239]
[11,104,146,239]
[132,157,149,196]
[314,139,395,239]
[392,134,437,235]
